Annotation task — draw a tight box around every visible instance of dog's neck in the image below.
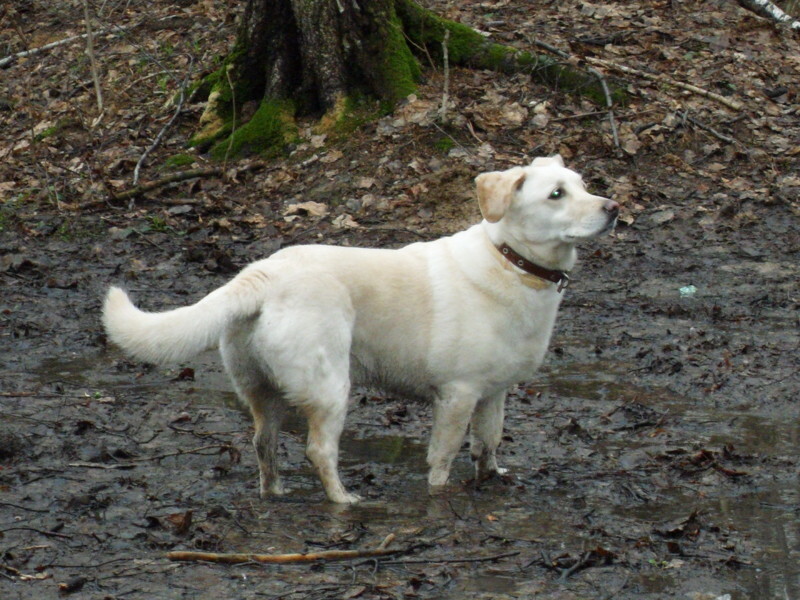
[481,222,577,273]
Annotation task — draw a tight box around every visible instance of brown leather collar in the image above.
[497,243,570,292]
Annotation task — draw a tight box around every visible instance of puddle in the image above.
[27,352,800,599]
[532,362,800,600]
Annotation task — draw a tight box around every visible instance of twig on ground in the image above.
[82,0,104,126]
[0,501,51,513]
[223,64,237,167]
[66,461,136,470]
[735,0,800,30]
[529,38,620,147]
[0,391,70,398]
[551,108,661,122]
[115,167,221,202]
[378,551,520,566]
[431,121,471,156]
[0,15,185,69]
[134,443,236,462]
[6,8,30,49]
[684,112,738,144]
[132,57,194,195]
[68,443,237,471]
[0,22,139,69]
[0,526,72,540]
[438,29,450,125]
[585,56,744,111]
[557,550,594,582]
[0,564,22,578]
[167,547,403,565]
[376,533,395,550]
[103,161,266,206]
[465,119,485,145]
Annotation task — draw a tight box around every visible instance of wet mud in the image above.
[2,185,798,599]
[1,0,799,597]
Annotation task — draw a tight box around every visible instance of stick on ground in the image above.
[166,547,404,565]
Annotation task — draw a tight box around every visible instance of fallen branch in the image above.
[168,546,402,565]
[109,161,266,205]
[0,526,72,540]
[82,0,104,125]
[111,167,222,203]
[378,551,520,566]
[530,38,620,147]
[585,56,744,111]
[396,0,625,105]
[438,29,450,124]
[132,58,194,190]
[67,461,136,470]
[551,108,661,122]
[735,0,800,30]
[0,22,139,69]
[684,113,738,145]
[0,15,184,69]
[135,443,237,463]
[68,443,237,470]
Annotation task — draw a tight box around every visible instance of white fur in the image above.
[103,156,617,503]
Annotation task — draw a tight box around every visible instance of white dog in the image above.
[103,156,618,503]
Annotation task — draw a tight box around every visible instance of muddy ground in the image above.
[1,0,799,598]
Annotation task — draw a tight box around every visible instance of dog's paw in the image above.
[330,491,362,504]
[427,483,451,497]
[260,479,287,498]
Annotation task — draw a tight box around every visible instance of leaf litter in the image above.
[1,0,799,599]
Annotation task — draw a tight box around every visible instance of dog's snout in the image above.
[603,199,620,217]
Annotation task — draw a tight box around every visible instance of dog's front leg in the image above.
[470,391,508,480]
[427,389,480,492]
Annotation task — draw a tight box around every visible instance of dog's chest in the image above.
[482,291,559,371]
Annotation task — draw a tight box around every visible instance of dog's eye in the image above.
[549,188,564,200]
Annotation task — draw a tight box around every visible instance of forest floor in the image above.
[1,0,799,598]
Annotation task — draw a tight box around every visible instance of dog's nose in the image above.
[603,200,620,217]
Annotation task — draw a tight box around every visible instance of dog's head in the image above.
[476,155,618,245]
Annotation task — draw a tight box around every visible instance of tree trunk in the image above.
[237,0,419,111]
[192,0,619,158]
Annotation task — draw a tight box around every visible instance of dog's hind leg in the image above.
[470,391,508,480]
[304,394,360,504]
[427,386,480,491]
[222,334,287,497]
[251,394,287,496]
[248,277,358,503]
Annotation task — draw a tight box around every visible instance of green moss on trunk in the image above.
[209,99,297,160]
[396,0,625,106]
[189,43,254,150]
[372,5,421,103]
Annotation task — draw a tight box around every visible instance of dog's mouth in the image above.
[563,216,618,242]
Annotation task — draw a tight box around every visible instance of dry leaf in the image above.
[284,201,329,217]
[320,149,343,164]
[332,214,360,229]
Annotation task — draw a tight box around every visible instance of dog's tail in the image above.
[102,265,269,364]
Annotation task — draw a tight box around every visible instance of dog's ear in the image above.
[476,168,526,223]
[531,154,565,168]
